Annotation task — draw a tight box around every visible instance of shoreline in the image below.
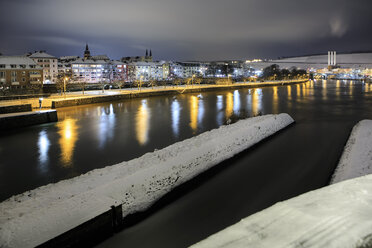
[0,79,308,110]
[51,79,308,108]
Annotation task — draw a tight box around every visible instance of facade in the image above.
[169,62,184,78]
[0,56,43,89]
[180,62,202,78]
[28,51,58,84]
[111,60,128,82]
[71,58,110,83]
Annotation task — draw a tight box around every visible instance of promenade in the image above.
[0,79,307,109]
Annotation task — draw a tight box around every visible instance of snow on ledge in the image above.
[0,114,294,248]
[331,120,372,184]
[191,174,372,248]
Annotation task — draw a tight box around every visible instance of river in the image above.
[1,80,372,246]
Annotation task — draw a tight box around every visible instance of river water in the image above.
[1,80,372,246]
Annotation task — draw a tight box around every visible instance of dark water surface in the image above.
[1,80,372,247]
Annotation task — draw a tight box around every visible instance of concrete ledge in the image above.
[51,80,307,108]
[0,104,32,114]
[0,110,58,130]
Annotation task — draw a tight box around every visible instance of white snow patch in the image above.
[0,114,293,248]
[191,174,372,248]
[331,120,372,184]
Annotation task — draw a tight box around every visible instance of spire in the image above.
[146,49,148,57]
[149,49,152,57]
[84,43,91,59]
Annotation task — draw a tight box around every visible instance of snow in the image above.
[191,119,372,248]
[331,120,372,184]
[0,113,294,248]
[191,174,372,248]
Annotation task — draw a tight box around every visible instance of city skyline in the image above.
[1,0,371,61]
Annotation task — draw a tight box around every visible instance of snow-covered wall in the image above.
[0,113,294,248]
[331,120,372,184]
[191,174,372,248]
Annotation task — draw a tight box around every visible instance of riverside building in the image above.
[0,56,43,89]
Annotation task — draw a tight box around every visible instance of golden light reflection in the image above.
[225,92,233,119]
[296,84,301,97]
[57,118,79,167]
[336,80,340,98]
[349,81,353,97]
[322,80,327,100]
[190,96,198,132]
[302,83,306,97]
[287,85,292,99]
[252,89,261,115]
[136,100,150,145]
[273,87,278,113]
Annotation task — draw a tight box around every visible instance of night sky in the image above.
[0,0,371,61]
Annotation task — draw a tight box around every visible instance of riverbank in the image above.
[0,79,307,109]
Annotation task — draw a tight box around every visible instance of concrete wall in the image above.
[0,110,58,130]
[0,104,32,114]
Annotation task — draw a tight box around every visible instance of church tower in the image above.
[84,43,91,59]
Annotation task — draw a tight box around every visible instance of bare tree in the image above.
[76,81,88,95]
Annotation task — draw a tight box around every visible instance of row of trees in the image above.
[54,64,307,95]
[261,64,308,80]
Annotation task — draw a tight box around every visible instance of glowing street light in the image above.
[63,76,69,98]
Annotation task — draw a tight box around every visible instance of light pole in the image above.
[139,75,143,92]
[63,76,68,98]
[192,74,195,88]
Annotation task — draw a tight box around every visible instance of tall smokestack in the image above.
[334,51,336,65]
[328,51,330,65]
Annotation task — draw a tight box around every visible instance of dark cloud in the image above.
[1,0,371,60]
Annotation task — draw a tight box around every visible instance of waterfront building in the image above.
[131,61,166,81]
[28,51,58,84]
[0,56,43,89]
[71,58,110,83]
[111,60,128,82]
[169,62,184,79]
[179,62,202,78]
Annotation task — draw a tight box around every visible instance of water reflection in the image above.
[198,96,204,128]
[336,80,341,98]
[98,104,116,148]
[252,88,262,115]
[189,96,199,132]
[322,80,327,100]
[171,100,180,137]
[273,87,278,114]
[349,81,353,97]
[38,130,50,172]
[225,92,233,119]
[287,85,292,100]
[136,99,150,145]
[217,95,223,125]
[233,90,240,115]
[57,118,79,167]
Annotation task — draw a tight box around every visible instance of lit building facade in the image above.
[0,56,43,89]
[28,51,58,84]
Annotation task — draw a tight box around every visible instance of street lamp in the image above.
[63,76,69,98]
[192,74,195,88]
[139,75,143,92]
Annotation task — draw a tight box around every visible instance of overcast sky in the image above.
[0,0,371,61]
